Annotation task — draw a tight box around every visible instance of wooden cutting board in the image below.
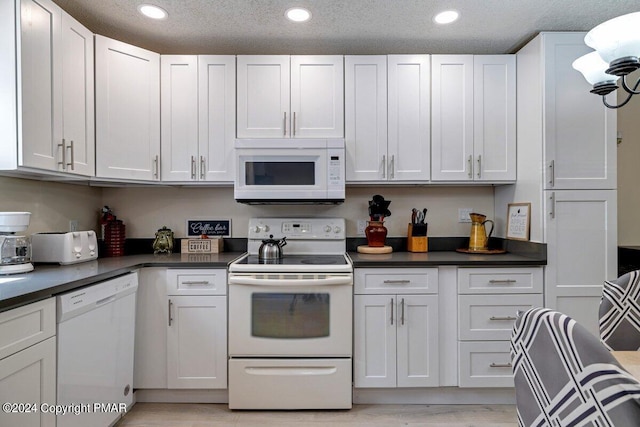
[357,245,393,254]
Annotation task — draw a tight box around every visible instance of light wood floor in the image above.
[115,403,517,426]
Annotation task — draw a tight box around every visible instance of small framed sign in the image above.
[507,203,531,241]
[186,219,231,238]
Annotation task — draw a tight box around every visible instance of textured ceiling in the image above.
[52,0,639,55]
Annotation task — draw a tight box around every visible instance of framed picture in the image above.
[185,218,231,238]
[506,203,531,241]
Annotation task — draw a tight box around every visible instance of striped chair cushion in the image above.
[600,270,640,351]
[511,307,640,427]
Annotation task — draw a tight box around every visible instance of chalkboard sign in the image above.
[186,219,231,237]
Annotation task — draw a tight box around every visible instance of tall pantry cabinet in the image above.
[495,32,617,335]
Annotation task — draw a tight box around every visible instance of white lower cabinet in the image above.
[134,268,227,390]
[457,267,544,388]
[354,268,439,388]
[0,298,56,427]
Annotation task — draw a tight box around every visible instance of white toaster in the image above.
[31,230,98,264]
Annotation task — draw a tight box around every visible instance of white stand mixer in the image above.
[0,212,34,274]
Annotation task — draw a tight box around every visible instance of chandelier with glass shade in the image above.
[572,12,640,109]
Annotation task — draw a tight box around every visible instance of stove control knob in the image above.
[324,225,332,233]
[263,225,270,232]
[333,226,342,233]
[253,225,261,233]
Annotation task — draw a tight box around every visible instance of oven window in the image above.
[251,293,330,338]
[245,162,315,185]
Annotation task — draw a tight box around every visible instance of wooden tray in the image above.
[357,245,393,254]
[456,248,506,254]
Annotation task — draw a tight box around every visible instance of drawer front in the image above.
[354,268,438,294]
[0,298,55,360]
[459,341,514,388]
[459,294,543,341]
[458,267,543,294]
[167,269,227,295]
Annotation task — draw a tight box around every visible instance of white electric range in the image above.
[227,217,353,410]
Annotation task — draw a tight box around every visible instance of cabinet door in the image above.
[290,55,344,138]
[95,35,160,180]
[473,55,516,181]
[354,295,396,388]
[134,268,168,389]
[0,337,56,427]
[544,190,617,335]
[388,55,430,181]
[431,55,474,181]
[161,55,199,181]
[237,55,290,138]
[344,55,387,181]
[543,33,616,190]
[61,12,94,177]
[396,295,439,387]
[19,0,62,172]
[167,295,227,388]
[198,55,236,181]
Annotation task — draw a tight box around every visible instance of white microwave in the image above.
[234,139,345,204]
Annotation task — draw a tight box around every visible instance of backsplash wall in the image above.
[102,185,496,238]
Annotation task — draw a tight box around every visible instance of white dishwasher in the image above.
[57,271,138,427]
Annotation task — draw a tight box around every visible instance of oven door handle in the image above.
[228,276,353,287]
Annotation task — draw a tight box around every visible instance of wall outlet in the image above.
[69,220,78,231]
[458,208,473,223]
[357,220,367,236]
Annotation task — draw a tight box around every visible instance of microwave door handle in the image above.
[228,276,352,287]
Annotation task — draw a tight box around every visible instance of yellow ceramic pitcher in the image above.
[468,213,494,251]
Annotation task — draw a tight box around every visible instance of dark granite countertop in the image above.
[0,252,244,312]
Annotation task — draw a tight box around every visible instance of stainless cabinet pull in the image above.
[154,155,159,179]
[168,299,173,326]
[477,155,481,178]
[488,279,517,284]
[490,362,512,368]
[67,140,75,170]
[401,298,405,325]
[390,298,394,326]
[468,155,473,178]
[58,139,66,169]
[549,192,555,218]
[293,112,296,136]
[191,156,196,179]
[390,155,395,179]
[182,281,210,285]
[489,316,518,321]
[383,280,411,284]
[200,156,205,180]
[548,160,555,187]
[283,112,287,136]
[382,155,386,178]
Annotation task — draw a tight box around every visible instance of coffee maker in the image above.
[0,212,34,274]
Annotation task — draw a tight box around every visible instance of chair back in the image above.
[511,307,640,427]
[600,270,640,350]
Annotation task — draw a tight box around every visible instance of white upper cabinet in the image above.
[60,12,94,176]
[4,0,94,176]
[542,33,616,190]
[198,55,236,182]
[387,55,431,181]
[161,55,236,182]
[344,55,388,181]
[237,55,343,138]
[345,55,430,182]
[95,35,160,181]
[431,55,515,182]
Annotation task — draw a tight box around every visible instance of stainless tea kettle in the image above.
[258,235,287,260]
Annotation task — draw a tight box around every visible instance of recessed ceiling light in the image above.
[285,7,312,23]
[434,10,459,25]
[138,4,168,20]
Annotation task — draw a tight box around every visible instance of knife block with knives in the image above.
[407,223,428,252]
